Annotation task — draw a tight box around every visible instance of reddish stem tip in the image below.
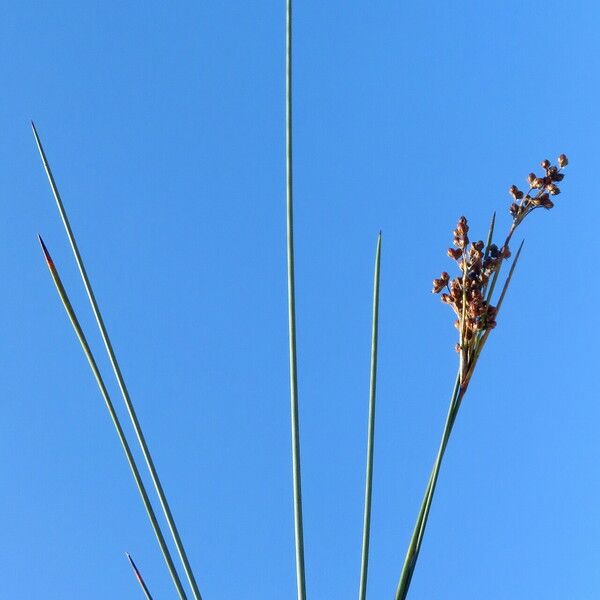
[37,235,55,269]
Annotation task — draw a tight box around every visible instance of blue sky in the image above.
[1,1,599,598]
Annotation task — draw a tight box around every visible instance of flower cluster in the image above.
[432,155,568,368]
[432,216,502,351]
[508,154,568,224]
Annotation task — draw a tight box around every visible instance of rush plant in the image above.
[32,1,569,598]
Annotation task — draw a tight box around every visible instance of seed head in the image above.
[434,155,568,356]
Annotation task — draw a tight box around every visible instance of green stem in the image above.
[358,233,382,600]
[395,371,462,600]
[38,237,187,600]
[285,2,307,598]
[32,123,203,600]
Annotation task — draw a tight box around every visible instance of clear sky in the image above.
[1,1,599,599]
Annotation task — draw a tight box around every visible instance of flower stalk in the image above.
[396,155,569,599]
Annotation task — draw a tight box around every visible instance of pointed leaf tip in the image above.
[38,234,48,253]
[37,235,55,268]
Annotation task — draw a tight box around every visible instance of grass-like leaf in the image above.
[38,236,187,600]
[358,232,382,600]
[32,122,203,600]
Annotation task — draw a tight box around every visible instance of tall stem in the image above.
[358,233,382,600]
[32,123,203,600]
[285,2,307,598]
[395,371,463,600]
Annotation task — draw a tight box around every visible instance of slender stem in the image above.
[31,123,203,600]
[484,225,515,307]
[38,237,187,600]
[127,553,154,600]
[285,2,307,598]
[479,212,496,308]
[395,371,462,600]
[358,233,382,600]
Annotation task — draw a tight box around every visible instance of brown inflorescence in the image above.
[432,154,568,380]
[507,155,567,224]
[435,217,499,348]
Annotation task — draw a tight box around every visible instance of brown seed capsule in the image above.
[540,197,554,209]
[509,185,524,200]
[558,154,568,168]
[500,245,511,258]
[532,177,544,189]
[547,183,560,195]
[441,293,452,304]
[470,251,483,266]
[473,240,484,251]
[541,159,550,170]
[509,203,520,217]
[447,247,462,260]
[527,172,536,186]
[454,343,461,353]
